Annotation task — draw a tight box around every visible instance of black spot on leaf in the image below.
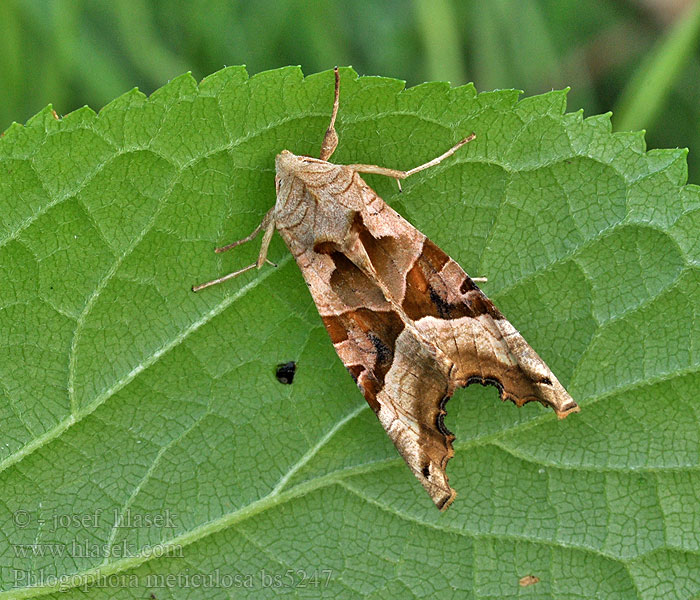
[275,361,296,384]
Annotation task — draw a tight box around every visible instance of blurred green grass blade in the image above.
[494,0,561,91]
[72,32,134,102]
[469,2,511,90]
[468,0,560,93]
[111,0,190,85]
[47,0,81,111]
[0,0,22,127]
[413,0,466,83]
[614,1,700,132]
[289,2,350,74]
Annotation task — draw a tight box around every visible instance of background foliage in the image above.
[2,0,700,182]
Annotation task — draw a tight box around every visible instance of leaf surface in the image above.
[1,67,699,599]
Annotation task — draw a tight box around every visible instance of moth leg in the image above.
[255,216,276,268]
[215,207,275,253]
[319,67,340,161]
[214,222,264,254]
[347,133,476,190]
[192,208,276,292]
[192,263,259,292]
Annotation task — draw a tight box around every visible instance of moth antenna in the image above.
[319,67,340,161]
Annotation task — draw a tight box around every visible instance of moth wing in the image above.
[348,200,579,509]
[280,169,577,511]
[296,247,460,510]
[321,305,459,511]
[399,238,579,418]
[354,198,578,418]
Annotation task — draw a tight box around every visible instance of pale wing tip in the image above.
[437,488,457,512]
[555,402,581,419]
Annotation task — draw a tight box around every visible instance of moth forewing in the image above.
[193,68,579,510]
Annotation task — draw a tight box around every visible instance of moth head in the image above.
[275,150,333,177]
[275,149,298,178]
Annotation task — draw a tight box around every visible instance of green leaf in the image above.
[1,66,698,599]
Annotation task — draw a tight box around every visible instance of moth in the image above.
[194,69,579,510]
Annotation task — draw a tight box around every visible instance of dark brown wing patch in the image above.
[408,238,577,418]
[276,164,578,511]
[322,307,405,412]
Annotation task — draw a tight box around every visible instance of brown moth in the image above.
[193,69,579,510]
